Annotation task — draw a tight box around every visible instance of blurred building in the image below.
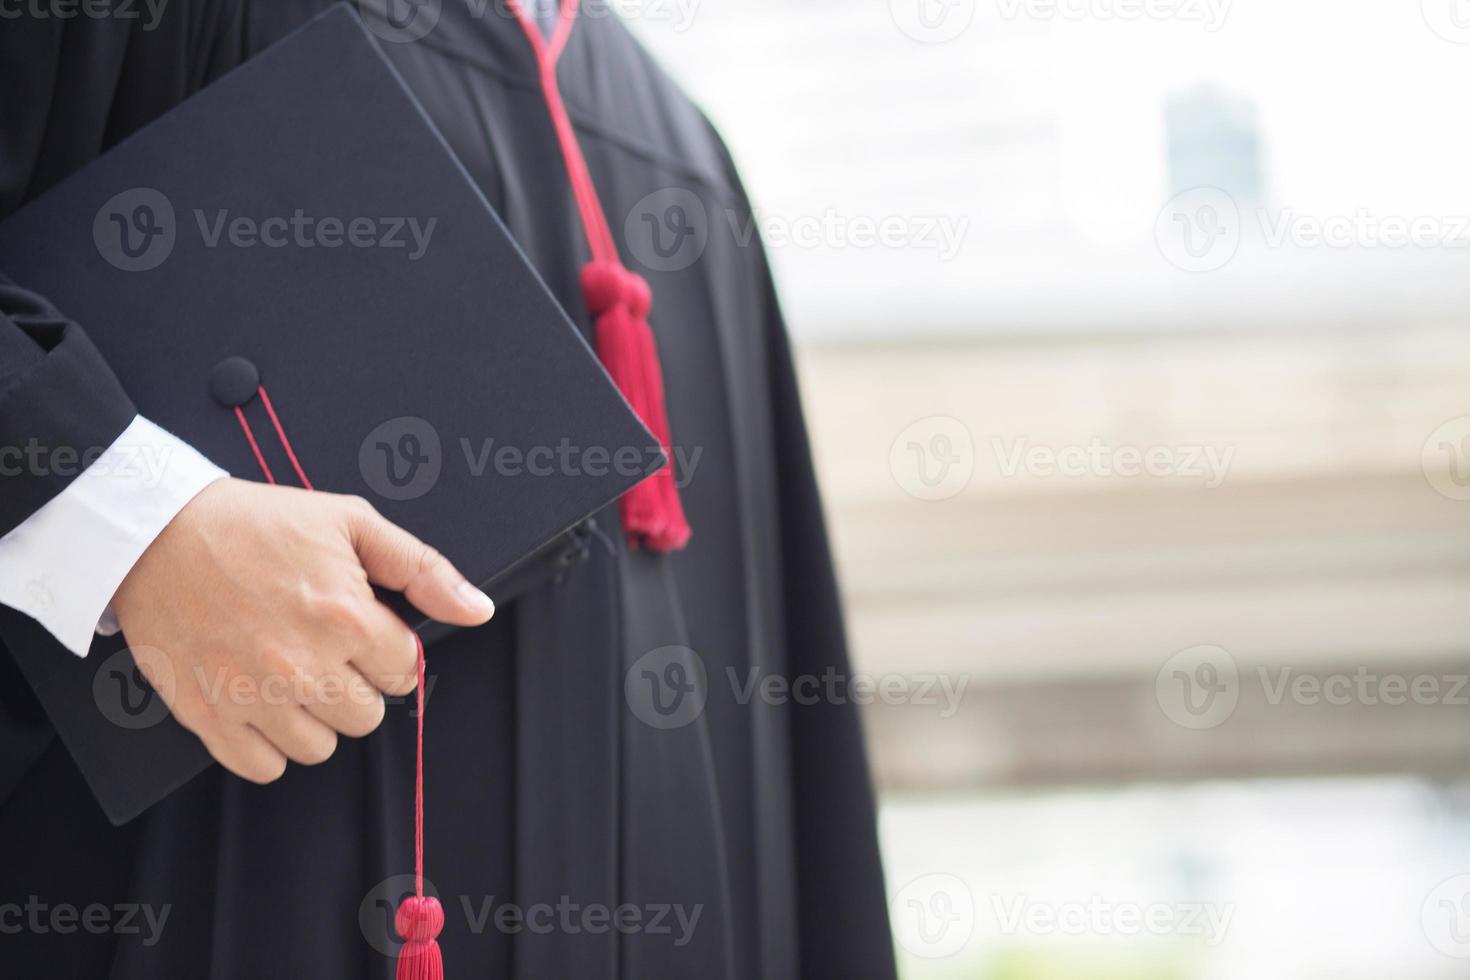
[1165,84,1265,203]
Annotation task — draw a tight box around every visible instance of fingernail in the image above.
[457,581,495,617]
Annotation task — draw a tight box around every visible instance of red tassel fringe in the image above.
[395,895,445,980]
[582,260,691,551]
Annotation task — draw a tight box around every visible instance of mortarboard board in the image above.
[0,9,658,969]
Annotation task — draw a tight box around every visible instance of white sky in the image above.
[629,0,1470,339]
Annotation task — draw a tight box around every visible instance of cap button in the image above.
[209,356,260,408]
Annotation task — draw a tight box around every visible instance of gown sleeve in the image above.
[0,275,137,536]
[0,4,248,535]
[762,262,900,980]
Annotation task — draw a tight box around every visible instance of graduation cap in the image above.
[0,6,661,976]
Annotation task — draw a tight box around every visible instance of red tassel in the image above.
[395,895,445,980]
[507,0,692,552]
[393,635,443,979]
[582,260,691,551]
[228,406,449,976]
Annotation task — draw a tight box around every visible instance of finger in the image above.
[345,502,495,626]
[349,601,420,697]
[196,723,288,785]
[249,704,339,766]
[303,663,387,738]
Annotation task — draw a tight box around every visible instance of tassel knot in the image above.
[580,259,691,552]
[395,895,445,980]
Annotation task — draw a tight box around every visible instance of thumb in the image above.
[345,500,495,626]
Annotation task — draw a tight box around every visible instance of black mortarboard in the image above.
[0,2,651,881]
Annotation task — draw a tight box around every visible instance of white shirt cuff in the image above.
[0,415,227,656]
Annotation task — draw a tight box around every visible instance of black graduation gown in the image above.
[0,4,897,978]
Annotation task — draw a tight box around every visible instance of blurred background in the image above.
[631,1,1470,977]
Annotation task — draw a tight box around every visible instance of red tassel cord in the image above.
[509,0,692,552]
[395,633,444,980]
[233,390,442,978]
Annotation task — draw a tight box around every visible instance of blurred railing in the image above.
[797,323,1470,792]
